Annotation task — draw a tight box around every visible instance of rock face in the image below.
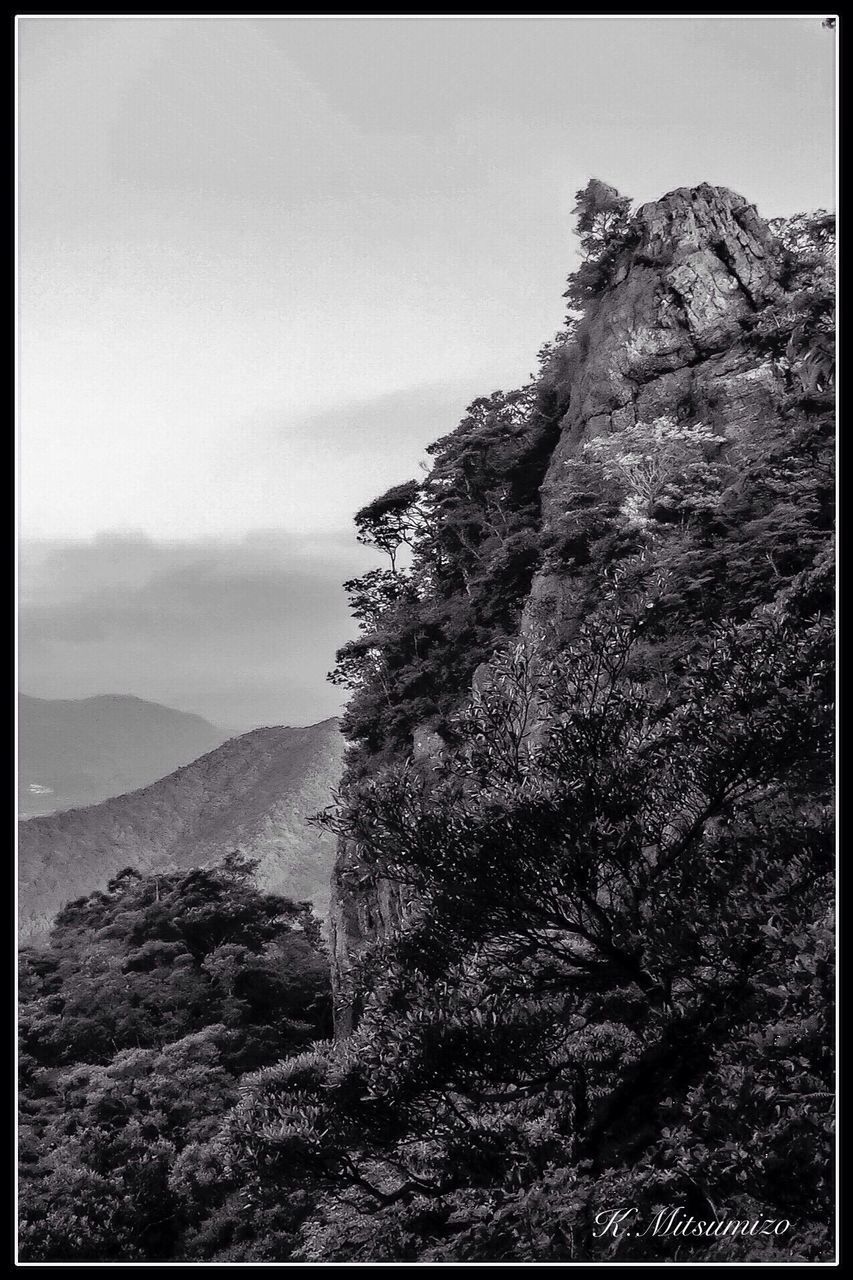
[329,846,404,1035]
[526,184,783,634]
[328,184,792,1031]
[548,185,777,459]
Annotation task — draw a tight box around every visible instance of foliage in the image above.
[277,188,834,1261]
[329,182,638,764]
[230,556,833,1261]
[581,416,727,528]
[563,178,636,315]
[752,211,835,399]
[18,857,331,1261]
[332,387,558,758]
[353,479,426,573]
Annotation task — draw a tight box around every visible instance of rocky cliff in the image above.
[527,183,783,634]
[328,183,810,1031]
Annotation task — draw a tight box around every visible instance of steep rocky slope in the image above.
[328,183,818,1025]
[18,718,344,940]
[527,184,783,633]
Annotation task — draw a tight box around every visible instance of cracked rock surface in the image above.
[526,184,785,632]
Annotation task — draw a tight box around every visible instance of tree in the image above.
[572,178,633,257]
[19,1027,237,1261]
[354,480,426,574]
[754,211,835,400]
[226,558,834,1262]
[564,179,635,313]
[18,858,332,1262]
[332,388,558,757]
[581,416,727,529]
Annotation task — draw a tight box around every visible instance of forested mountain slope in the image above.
[19,859,332,1262]
[18,719,344,939]
[18,693,226,817]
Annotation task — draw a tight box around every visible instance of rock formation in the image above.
[328,183,798,1031]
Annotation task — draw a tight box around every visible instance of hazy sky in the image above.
[17,16,836,728]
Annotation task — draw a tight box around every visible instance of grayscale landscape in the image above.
[17,14,836,1266]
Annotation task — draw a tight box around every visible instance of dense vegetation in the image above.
[18,857,331,1261]
[19,182,835,1261]
[329,383,560,761]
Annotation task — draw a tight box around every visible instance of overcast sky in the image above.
[17,16,836,729]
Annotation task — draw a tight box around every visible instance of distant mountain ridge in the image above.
[18,693,227,817]
[18,718,344,940]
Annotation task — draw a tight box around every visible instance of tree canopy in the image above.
[18,857,331,1261]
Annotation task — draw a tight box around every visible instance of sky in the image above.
[17,15,836,731]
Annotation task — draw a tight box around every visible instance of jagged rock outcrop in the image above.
[526,184,784,634]
[329,183,793,1031]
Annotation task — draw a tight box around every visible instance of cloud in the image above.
[19,531,376,731]
[220,378,489,536]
